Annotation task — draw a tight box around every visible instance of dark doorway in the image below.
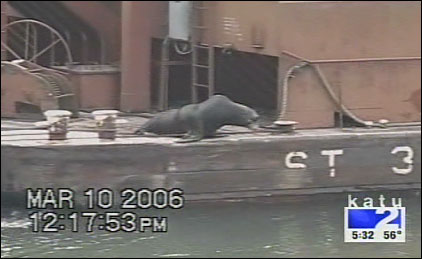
[214,48,278,111]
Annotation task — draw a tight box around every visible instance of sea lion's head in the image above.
[245,108,260,131]
[232,104,260,130]
[208,95,260,131]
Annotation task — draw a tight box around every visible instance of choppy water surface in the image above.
[1,191,421,258]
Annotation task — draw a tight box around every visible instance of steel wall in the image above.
[201,1,421,127]
[204,1,421,59]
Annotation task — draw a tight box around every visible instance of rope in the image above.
[277,62,309,120]
[312,64,384,128]
[276,59,386,128]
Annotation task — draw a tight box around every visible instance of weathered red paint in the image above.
[120,1,166,112]
[202,1,421,128]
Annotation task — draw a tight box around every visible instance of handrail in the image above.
[282,50,421,64]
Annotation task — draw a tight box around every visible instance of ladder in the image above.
[191,43,215,103]
[157,1,215,109]
[191,1,215,103]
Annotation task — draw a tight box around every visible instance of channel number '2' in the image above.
[375,208,400,229]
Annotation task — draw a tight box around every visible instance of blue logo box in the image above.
[348,208,403,229]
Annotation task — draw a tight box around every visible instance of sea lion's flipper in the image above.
[176,130,204,143]
[134,128,146,135]
[175,135,203,143]
[176,118,204,143]
[181,131,193,139]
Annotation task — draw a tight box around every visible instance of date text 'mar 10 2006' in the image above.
[27,188,185,210]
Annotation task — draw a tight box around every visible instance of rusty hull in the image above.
[1,124,421,203]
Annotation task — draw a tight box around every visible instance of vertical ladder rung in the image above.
[207,46,215,96]
[194,44,210,49]
[194,6,209,10]
[193,83,210,88]
[193,26,208,30]
[192,46,215,103]
[193,64,210,69]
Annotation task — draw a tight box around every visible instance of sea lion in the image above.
[135,95,260,142]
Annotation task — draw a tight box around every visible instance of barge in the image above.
[1,1,421,204]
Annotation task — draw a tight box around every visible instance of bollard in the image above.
[44,110,72,141]
[92,110,120,140]
[378,119,390,128]
[272,120,299,133]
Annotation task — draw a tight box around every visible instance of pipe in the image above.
[158,36,170,111]
[99,35,107,64]
[387,122,421,127]
[80,32,88,63]
[282,50,421,64]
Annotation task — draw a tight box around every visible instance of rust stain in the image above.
[407,89,421,112]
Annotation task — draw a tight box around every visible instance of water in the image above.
[1,191,421,258]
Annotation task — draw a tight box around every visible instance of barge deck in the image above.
[1,118,421,204]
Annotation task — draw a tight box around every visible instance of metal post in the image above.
[25,23,30,59]
[44,110,72,141]
[191,1,200,104]
[1,1,8,61]
[93,110,120,140]
[191,45,199,103]
[158,38,170,111]
[32,23,38,63]
[50,31,56,66]
[208,46,215,97]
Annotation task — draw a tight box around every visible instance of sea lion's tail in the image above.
[134,123,149,135]
[134,119,154,135]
